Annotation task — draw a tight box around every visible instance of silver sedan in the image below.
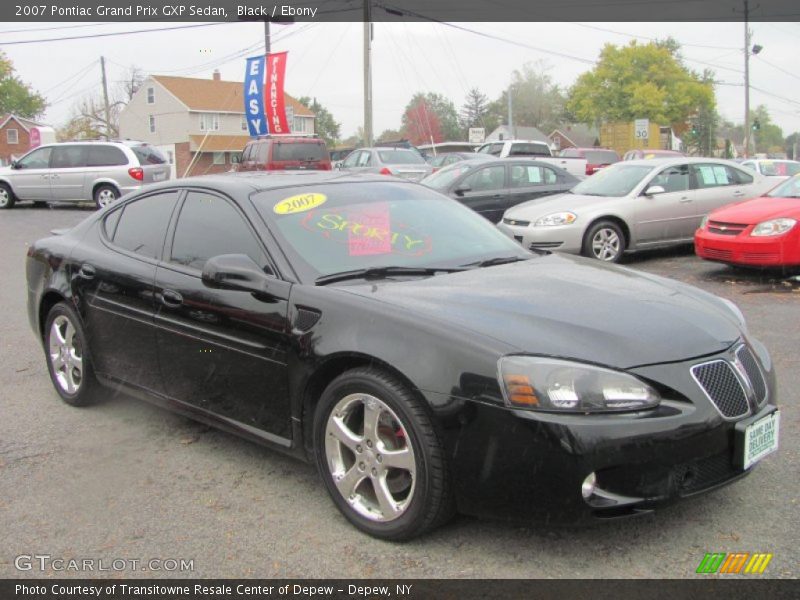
[336,147,432,182]
[497,157,773,262]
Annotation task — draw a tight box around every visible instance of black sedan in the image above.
[421,158,580,223]
[26,172,779,540]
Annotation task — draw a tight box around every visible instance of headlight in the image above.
[699,215,709,229]
[498,356,661,413]
[751,218,796,237]
[534,212,577,227]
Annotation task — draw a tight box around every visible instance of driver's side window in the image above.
[650,164,689,193]
[357,151,372,167]
[342,151,360,168]
[16,147,52,169]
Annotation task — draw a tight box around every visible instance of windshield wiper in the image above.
[315,266,465,286]
[461,256,528,268]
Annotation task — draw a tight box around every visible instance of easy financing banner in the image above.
[243,52,290,137]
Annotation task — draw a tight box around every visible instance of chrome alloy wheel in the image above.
[0,187,9,207]
[48,315,84,394]
[325,393,416,522]
[96,188,117,208]
[591,227,622,261]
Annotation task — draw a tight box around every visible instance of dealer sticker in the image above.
[274,193,327,215]
[742,411,779,470]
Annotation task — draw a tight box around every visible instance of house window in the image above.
[149,115,156,133]
[241,115,248,131]
[199,113,220,131]
[146,87,155,104]
[212,152,226,165]
[6,128,19,144]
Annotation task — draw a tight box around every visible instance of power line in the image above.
[753,55,800,83]
[0,22,233,46]
[569,22,739,51]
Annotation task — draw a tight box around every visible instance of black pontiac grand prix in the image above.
[26,172,780,540]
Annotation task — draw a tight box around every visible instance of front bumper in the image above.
[497,220,584,254]
[445,344,777,523]
[695,227,800,267]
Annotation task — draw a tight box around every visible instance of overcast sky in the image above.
[3,20,800,139]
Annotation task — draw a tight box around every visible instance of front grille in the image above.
[703,248,733,260]
[742,252,779,261]
[691,360,750,419]
[529,241,563,249]
[709,220,748,236]
[676,452,740,495]
[736,345,767,405]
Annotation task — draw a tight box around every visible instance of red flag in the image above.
[265,51,290,134]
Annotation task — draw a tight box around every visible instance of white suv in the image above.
[0,140,171,209]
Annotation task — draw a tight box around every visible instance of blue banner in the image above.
[244,55,267,137]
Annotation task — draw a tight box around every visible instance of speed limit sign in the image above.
[635,119,649,140]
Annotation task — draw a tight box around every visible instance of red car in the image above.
[695,174,800,268]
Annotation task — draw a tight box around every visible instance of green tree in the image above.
[684,71,719,156]
[459,87,490,132]
[567,40,715,129]
[297,96,341,147]
[498,61,567,134]
[377,129,402,142]
[749,105,783,154]
[0,51,47,118]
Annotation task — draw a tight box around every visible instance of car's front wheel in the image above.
[313,367,454,540]
[0,183,15,209]
[583,219,625,262]
[44,302,100,406]
[93,184,119,209]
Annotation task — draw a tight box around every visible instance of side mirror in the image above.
[201,254,271,294]
[644,185,666,196]
[10,160,19,169]
[454,184,471,196]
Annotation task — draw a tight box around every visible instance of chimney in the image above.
[212,69,221,81]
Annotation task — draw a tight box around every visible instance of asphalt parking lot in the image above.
[1,204,798,579]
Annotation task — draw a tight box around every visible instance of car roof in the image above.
[616,157,745,167]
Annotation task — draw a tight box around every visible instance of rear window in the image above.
[760,161,800,177]
[584,150,619,165]
[377,150,426,165]
[508,143,550,157]
[87,145,128,167]
[130,144,167,165]
[272,142,328,162]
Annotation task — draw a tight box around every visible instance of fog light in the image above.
[581,472,596,499]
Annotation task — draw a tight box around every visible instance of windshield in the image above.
[377,150,426,165]
[767,174,800,198]
[571,163,656,197]
[759,161,800,177]
[420,162,478,190]
[252,182,528,282]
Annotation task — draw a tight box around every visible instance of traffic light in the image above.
[691,125,698,135]
[752,119,761,131]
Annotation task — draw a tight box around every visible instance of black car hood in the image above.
[337,254,741,369]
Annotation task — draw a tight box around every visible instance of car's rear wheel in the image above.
[583,220,625,262]
[44,302,99,406]
[93,184,119,209]
[0,183,15,209]
[313,367,454,540]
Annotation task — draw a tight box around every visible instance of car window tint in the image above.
[342,151,360,167]
[103,207,123,239]
[377,150,425,165]
[129,144,166,165]
[16,147,51,169]
[691,164,735,188]
[87,145,128,167]
[272,142,326,161]
[357,151,372,167]
[170,192,267,271]
[112,192,179,259]
[728,165,753,184]
[651,164,689,192]
[510,165,559,187]
[508,143,549,157]
[241,144,253,162]
[51,145,87,168]
[463,165,505,191]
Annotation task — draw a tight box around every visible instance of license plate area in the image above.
[735,410,779,470]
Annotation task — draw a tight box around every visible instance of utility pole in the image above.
[743,0,750,158]
[363,1,373,147]
[100,56,111,140]
[264,20,271,54]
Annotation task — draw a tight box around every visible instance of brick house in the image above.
[548,124,600,152]
[118,71,315,177]
[0,114,45,166]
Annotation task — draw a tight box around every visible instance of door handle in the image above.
[78,264,95,280]
[51,174,59,180]
[679,196,691,203]
[733,190,745,196]
[160,289,183,307]
[41,174,50,179]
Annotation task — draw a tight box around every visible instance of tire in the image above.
[0,183,15,209]
[43,302,100,407]
[582,219,626,262]
[93,184,119,209]
[313,367,454,541]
